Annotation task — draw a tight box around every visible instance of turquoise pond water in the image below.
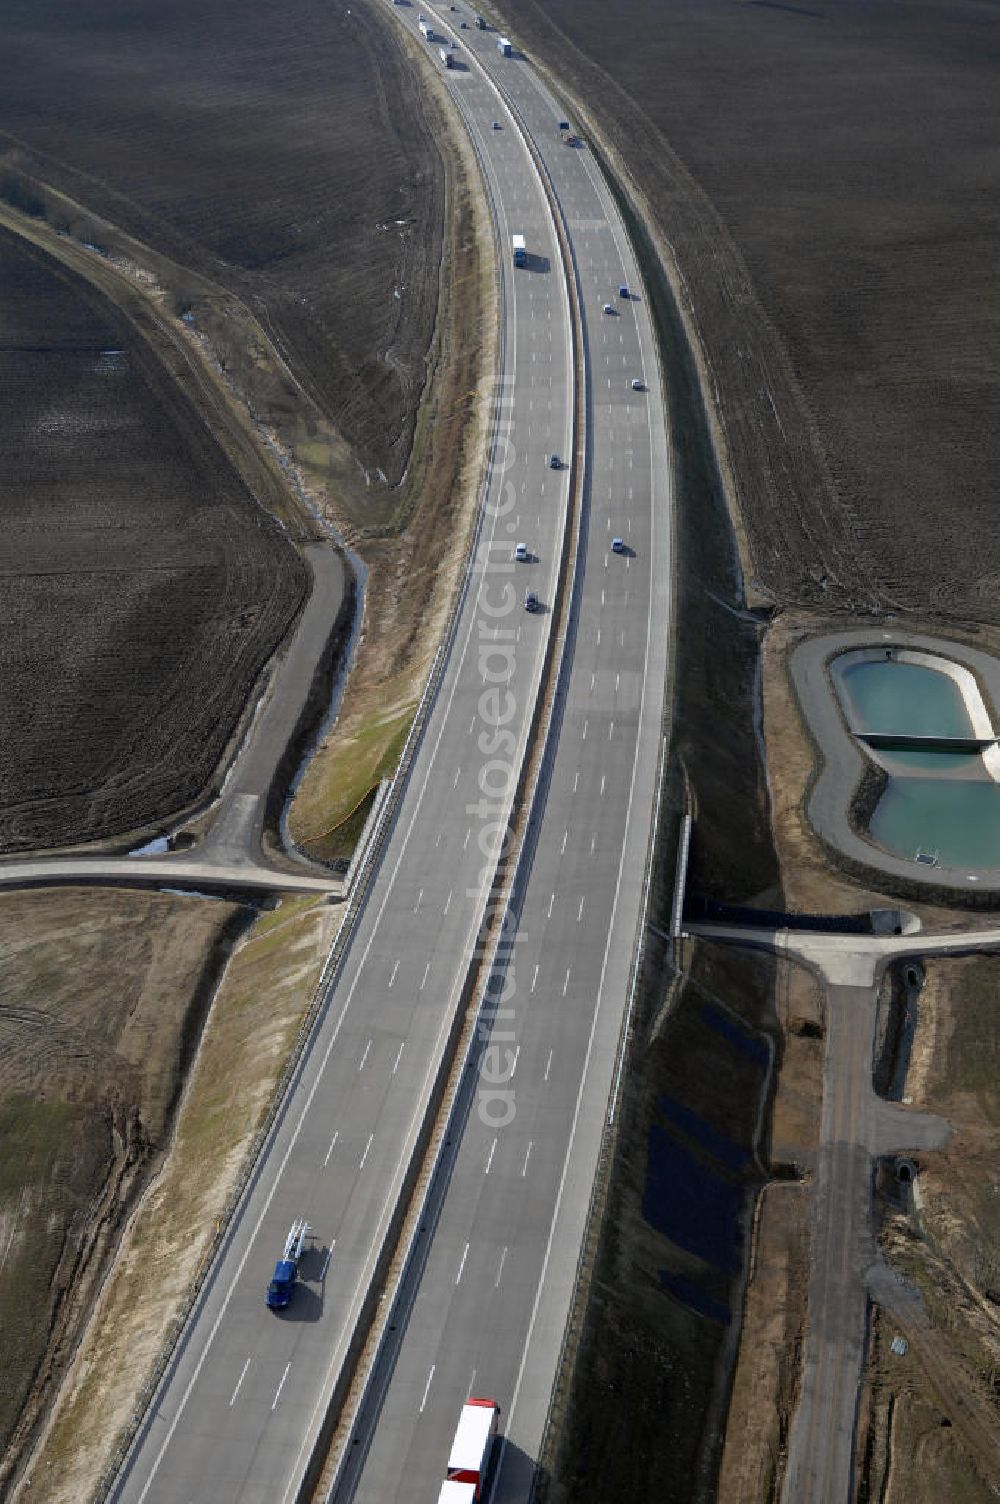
[837,658,972,739]
[833,655,1000,869]
[870,776,1000,869]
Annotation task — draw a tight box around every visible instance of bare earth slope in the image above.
[0,227,306,851]
[0,888,246,1483]
[0,0,445,494]
[501,0,1000,625]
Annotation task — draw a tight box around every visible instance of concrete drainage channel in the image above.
[792,627,1000,898]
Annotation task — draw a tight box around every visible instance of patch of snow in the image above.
[129,835,170,856]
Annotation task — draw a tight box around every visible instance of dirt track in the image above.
[0,0,445,503]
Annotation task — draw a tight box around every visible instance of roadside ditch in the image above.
[525,117,787,1504]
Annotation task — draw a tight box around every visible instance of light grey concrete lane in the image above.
[113,38,578,1503]
[345,30,671,1493]
[115,610,559,1500]
[350,682,652,1502]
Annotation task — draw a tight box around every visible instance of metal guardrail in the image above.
[671,811,693,943]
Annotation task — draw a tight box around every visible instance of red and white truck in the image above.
[436,1397,500,1502]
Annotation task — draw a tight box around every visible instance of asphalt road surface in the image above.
[782,978,947,1504]
[337,10,672,1502]
[689,921,999,1504]
[110,16,579,1502]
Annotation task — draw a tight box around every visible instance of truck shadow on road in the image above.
[492,1438,541,1500]
[523,253,550,274]
[275,1241,333,1323]
[271,1281,324,1323]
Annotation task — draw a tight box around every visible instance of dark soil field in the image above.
[500,0,1000,628]
[0,0,445,497]
[0,227,306,851]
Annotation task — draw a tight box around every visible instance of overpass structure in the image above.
[106,4,672,1502]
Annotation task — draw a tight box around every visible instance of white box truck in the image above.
[436,1398,500,1501]
[438,1486,476,1504]
[512,233,526,268]
[497,35,512,55]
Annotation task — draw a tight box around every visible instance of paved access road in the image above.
[111,14,578,1502]
[689,921,1000,1504]
[0,542,346,899]
[338,11,672,1502]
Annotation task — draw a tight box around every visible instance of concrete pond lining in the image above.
[790,628,1000,894]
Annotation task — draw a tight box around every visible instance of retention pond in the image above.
[832,650,1000,871]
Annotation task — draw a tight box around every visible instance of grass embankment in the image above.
[292,696,416,862]
[19,893,340,1503]
[716,959,823,1503]
[286,75,496,854]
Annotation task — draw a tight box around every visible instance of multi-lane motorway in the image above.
[338,11,672,1501]
[110,8,671,1503]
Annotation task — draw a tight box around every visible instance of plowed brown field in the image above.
[0,227,306,851]
[500,0,1000,626]
[0,0,445,494]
